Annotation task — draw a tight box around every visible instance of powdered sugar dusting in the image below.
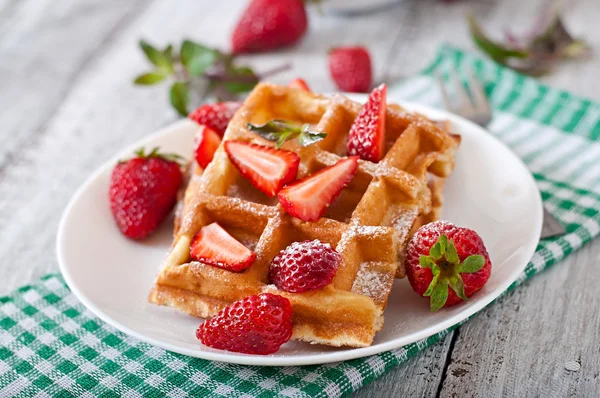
[352,262,393,304]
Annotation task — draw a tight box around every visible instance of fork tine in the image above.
[436,72,454,112]
[450,67,473,115]
[467,66,491,115]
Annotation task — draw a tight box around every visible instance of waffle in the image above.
[149,83,460,347]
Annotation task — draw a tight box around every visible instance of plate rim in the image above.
[56,98,543,366]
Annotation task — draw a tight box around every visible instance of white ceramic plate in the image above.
[57,95,543,366]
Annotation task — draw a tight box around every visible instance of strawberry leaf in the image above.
[429,281,448,312]
[170,82,189,116]
[139,40,173,73]
[448,275,468,301]
[456,255,485,274]
[445,239,460,265]
[134,71,167,85]
[419,255,436,269]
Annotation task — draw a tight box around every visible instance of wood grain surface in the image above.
[1,0,599,396]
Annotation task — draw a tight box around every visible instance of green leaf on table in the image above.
[169,81,189,116]
[180,40,219,76]
[468,13,529,63]
[139,40,173,72]
[163,44,174,63]
[223,66,258,94]
[133,71,167,85]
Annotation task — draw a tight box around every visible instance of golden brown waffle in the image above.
[149,83,460,347]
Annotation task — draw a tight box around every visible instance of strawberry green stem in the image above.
[419,234,485,312]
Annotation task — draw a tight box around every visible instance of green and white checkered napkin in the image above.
[2,45,600,397]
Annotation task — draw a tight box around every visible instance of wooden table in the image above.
[2,0,599,396]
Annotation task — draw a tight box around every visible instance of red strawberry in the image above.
[224,141,300,197]
[196,293,293,354]
[278,156,359,222]
[289,78,311,92]
[190,222,256,272]
[269,240,341,293]
[109,148,183,240]
[347,84,387,163]
[405,220,492,312]
[328,46,373,93]
[188,102,242,137]
[231,0,308,54]
[194,125,221,169]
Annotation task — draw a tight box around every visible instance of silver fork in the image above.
[436,67,566,239]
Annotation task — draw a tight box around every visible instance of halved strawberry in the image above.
[289,78,311,91]
[190,222,256,272]
[194,125,221,169]
[347,84,387,163]
[278,156,359,222]
[224,140,300,197]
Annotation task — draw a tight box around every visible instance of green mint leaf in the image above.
[223,66,258,94]
[429,281,449,312]
[298,125,327,147]
[180,40,219,76]
[169,81,189,116]
[133,71,167,85]
[468,13,528,64]
[457,255,486,274]
[139,40,173,72]
[247,120,303,147]
[448,275,468,301]
[445,238,460,264]
[163,44,174,63]
[419,255,435,269]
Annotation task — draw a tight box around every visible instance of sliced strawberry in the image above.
[194,125,221,169]
[224,140,300,197]
[347,84,387,163]
[289,78,311,92]
[278,156,359,222]
[190,223,256,272]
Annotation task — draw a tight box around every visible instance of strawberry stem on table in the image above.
[419,234,485,312]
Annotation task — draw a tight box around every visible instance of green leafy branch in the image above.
[134,39,291,116]
[468,1,590,76]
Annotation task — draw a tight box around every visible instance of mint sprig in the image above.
[247,120,327,148]
[133,39,290,116]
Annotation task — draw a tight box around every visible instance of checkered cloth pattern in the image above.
[2,45,600,397]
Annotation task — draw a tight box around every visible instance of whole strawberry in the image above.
[405,221,492,312]
[329,46,373,93]
[196,293,293,355]
[231,0,308,54]
[109,147,183,240]
[269,240,341,293]
[189,102,242,137]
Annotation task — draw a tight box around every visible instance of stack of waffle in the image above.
[149,83,460,347]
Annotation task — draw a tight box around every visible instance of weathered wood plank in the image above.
[351,336,454,398]
[0,0,146,168]
[439,246,600,397]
